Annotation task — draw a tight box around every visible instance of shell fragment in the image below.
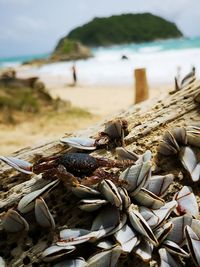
[60,137,96,150]
[0,156,33,174]
[18,179,59,213]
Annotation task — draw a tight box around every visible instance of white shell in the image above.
[133,188,165,209]
[128,204,158,246]
[116,147,139,161]
[139,206,159,229]
[86,245,122,267]
[35,197,55,229]
[162,240,189,257]
[191,219,200,238]
[166,214,192,246]
[60,137,96,150]
[0,156,32,174]
[99,179,122,209]
[145,174,174,197]
[158,130,180,155]
[96,240,116,250]
[171,127,187,145]
[71,185,100,198]
[53,258,86,267]
[42,245,75,262]
[18,179,59,213]
[154,222,173,244]
[174,186,199,218]
[57,228,96,246]
[0,257,6,267]
[104,213,127,237]
[114,224,139,253]
[140,200,177,229]
[120,161,151,196]
[158,140,178,155]
[78,199,108,212]
[136,150,152,164]
[186,125,200,147]
[191,163,200,182]
[104,120,123,138]
[91,206,120,240]
[179,147,200,182]
[134,239,153,262]
[185,225,200,267]
[159,248,182,267]
[2,209,29,232]
[118,187,131,210]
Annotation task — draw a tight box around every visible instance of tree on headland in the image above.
[66,13,183,46]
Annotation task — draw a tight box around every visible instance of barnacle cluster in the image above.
[0,118,200,267]
[1,71,200,267]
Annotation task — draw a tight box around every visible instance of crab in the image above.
[0,152,135,187]
[0,118,131,188]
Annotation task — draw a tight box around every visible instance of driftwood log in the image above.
[0,78,200,267]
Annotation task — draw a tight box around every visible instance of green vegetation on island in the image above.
[25,13,183,64]
[66,13,183,46]
[23,39,92,64]
[51,39,92,61]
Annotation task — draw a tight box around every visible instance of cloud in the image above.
[0,26,19,40]
[0,15,46,43]
[16,16,46,32]
[0,0,200,57]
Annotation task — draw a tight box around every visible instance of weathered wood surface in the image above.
[0,79,200,267]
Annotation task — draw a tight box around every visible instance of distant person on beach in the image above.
[72,63,77,86]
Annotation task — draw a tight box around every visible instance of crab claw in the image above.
[0,156,33,174]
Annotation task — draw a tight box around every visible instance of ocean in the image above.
[1,37,200,85]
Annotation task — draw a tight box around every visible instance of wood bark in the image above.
[0,78,199,267]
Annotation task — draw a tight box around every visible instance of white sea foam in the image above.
[37,46,200,86]
[1,38,200,86]
[137,46,162,53]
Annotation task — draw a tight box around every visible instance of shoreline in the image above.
[0,64,173,154]
[14,65,172,116]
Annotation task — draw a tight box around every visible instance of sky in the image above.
[0,0,200,57]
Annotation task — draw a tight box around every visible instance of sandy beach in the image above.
[49,84,172,116]
[0,65,172,155]
[16,67,172,116]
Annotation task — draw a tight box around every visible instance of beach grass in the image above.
[0,84,91,123]
[0,84,100,154]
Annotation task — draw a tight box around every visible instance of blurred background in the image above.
[0,0,200,154]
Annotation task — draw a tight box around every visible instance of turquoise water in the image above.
[0,52,50,68]
[1,36,200,85]
[92,36,200,53]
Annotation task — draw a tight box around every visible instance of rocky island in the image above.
[25,13,182,64]
[50,39,92,61]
